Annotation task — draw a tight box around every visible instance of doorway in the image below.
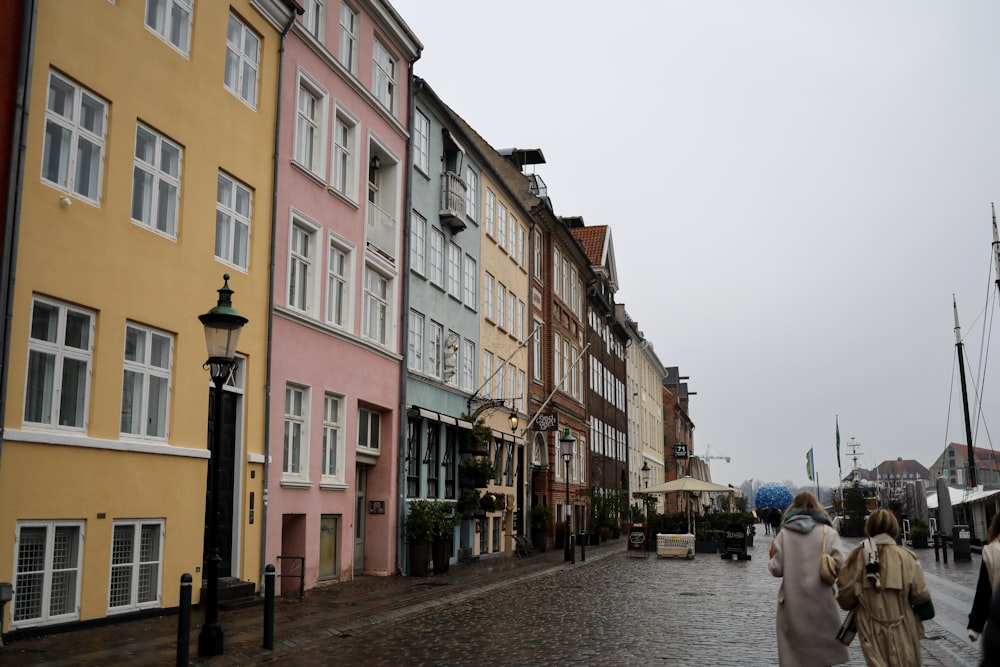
[354,466,367,575]
[319,514,340,581]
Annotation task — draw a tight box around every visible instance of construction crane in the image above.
[704,444,731,463]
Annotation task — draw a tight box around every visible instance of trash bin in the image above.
[953,525,972,561]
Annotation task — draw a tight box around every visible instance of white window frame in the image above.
[24,296,94,431]
[485,189,495,238]
[108,520,163,614]
[409,211,426,275]
[131,122,182,239]
[294,73,327,177]
[429,228,445,287]
[447,242,461,299]
[533,229,542,280]
[484,272,494,321]
[465,167,478,219]
[532,318,543,381]
[508,215,518,255]
[362,264,391,346]
[463,254,476,309]
[120,323,173,441]
[144,0,193,56]
[427,321,443,379]
[496,282,506,330]
[301,0,325,42]
[322,392,344,482]
[283,383,309,480]
[224,12,260,108]
[357,407,381,451]
[497,203,507,252]
[288,217,319,316]
[518,300,525,341]
[332,106,358,199]
[372,39,396,113]
[408,310,424,371]
[12,521,84,629]
[339,2,359,74]
[518,225,526,267]
[413,110,430,173]
[482,350,493,398]
[327,235,353,329]
[462,339,475,391]
[41,71,107,204]
[215,171,252,271]
[507,292,516,336]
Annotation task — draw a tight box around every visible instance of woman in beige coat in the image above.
[768,491,850,666]
[836,509,934,667]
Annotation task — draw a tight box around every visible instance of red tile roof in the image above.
[571,225,607,265]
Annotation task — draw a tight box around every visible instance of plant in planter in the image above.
[460,417,493,455]
[459,457,498,489]
[432,502,460,574]
[479,491,501,513]
[456,490,481,516]
[405,500,439,576]
[909,518,930,548]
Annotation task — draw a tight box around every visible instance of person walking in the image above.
[768,491,850,666]
[836,508,934,667]
[968,513,1000,644]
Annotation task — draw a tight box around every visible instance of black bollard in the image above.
[933,532,940,562]
[177,573,192,667]
[580,533,586,562]
[263,564,275,650]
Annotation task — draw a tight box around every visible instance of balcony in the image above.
[439,171,467,232]
[366,202,396,264]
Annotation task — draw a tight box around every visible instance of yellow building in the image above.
[0,0,295,633]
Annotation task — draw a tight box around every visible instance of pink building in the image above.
[266,0,420,589]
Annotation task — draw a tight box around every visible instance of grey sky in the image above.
[392,1,1000,489]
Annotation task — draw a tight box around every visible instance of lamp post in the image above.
[197,274,247,657]
[641,461,651,520]
[560,427,576,564]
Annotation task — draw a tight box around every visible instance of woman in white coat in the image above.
[769,491,850,666]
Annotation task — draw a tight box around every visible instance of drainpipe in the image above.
[396,64,419,576]
[261,1,302,589]
[0,0,38,464]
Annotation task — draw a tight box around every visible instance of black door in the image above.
[204,387,238,578]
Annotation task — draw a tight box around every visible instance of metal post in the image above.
[580,526,586,562]
[177,573,192,667]
[565,457,574,564]
[199,373,227,656]
[263,564,275,650]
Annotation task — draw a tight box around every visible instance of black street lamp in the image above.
[641,461,651,519]
[560,427,576,564]
[197,274,247,657]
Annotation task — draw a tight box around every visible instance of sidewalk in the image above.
[2,539,619,666]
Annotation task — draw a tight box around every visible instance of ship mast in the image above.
[953,296,978,488]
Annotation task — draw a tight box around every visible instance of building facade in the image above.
[265,0,420,589]
[0,0,295,632]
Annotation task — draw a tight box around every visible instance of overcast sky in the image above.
[391,1,1000,490]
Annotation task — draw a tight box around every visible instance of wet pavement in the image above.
[0,534,986,666]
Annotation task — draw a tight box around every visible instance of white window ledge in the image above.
[5,429,209,459]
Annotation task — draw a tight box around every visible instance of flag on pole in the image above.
[806,448,815,481]
[835,416,841,469]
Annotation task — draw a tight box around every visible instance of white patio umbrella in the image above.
[643,476,736,534]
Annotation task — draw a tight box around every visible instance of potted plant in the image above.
[433,502,459,574]
[530,505,550,552]
[456,490,481,517]
[459,457,498,489]
[460,417,493,455]
[909,518,930,549]
[406,500,438,576]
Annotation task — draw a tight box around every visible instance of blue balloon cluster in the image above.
[755,483,793,511]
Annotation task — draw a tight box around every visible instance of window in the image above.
[289,220,317,314]
[295,76,325,175]
[517,369,525,411]
[482,350,493,398]
[120,324,172,440]
[42,71,107,203]
[496,283,506,329]
[462,339,475,391]
[427,321,443,378]
[409,211,426,275]
[327,238,350,327]
[301,0,324,41]
[215,172,252,270]
[493,360,504,399]
[532,318,543,381]
[372,40,396,112]
[283,384,307,478]
[429,228,444,286]
[362,266,389,346]
[13,522,83,628]
[484,272,494,320]
[224,13,259,107]
[332,108,357,197]
[465,167,477,219]
[507,292,516,335]
[497,203,507,251]
[485,190,495,237]
[322,393,343,481]
[533,229,542,280]
[518,225,526,267]
[358,407,381,450]
[338,2,358,73]
[463,255,476,308]
[145,0,192,55]
[24,297,93,430]
[407,310,423,371]
[508,215,517,255]
[108,521,162,613]
[553,248,562,298]
[413,110,429,173]
[447,242,461,298]
[518,300,526,341]
[131,123,181,238]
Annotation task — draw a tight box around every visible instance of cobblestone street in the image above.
[0,535,987,666]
